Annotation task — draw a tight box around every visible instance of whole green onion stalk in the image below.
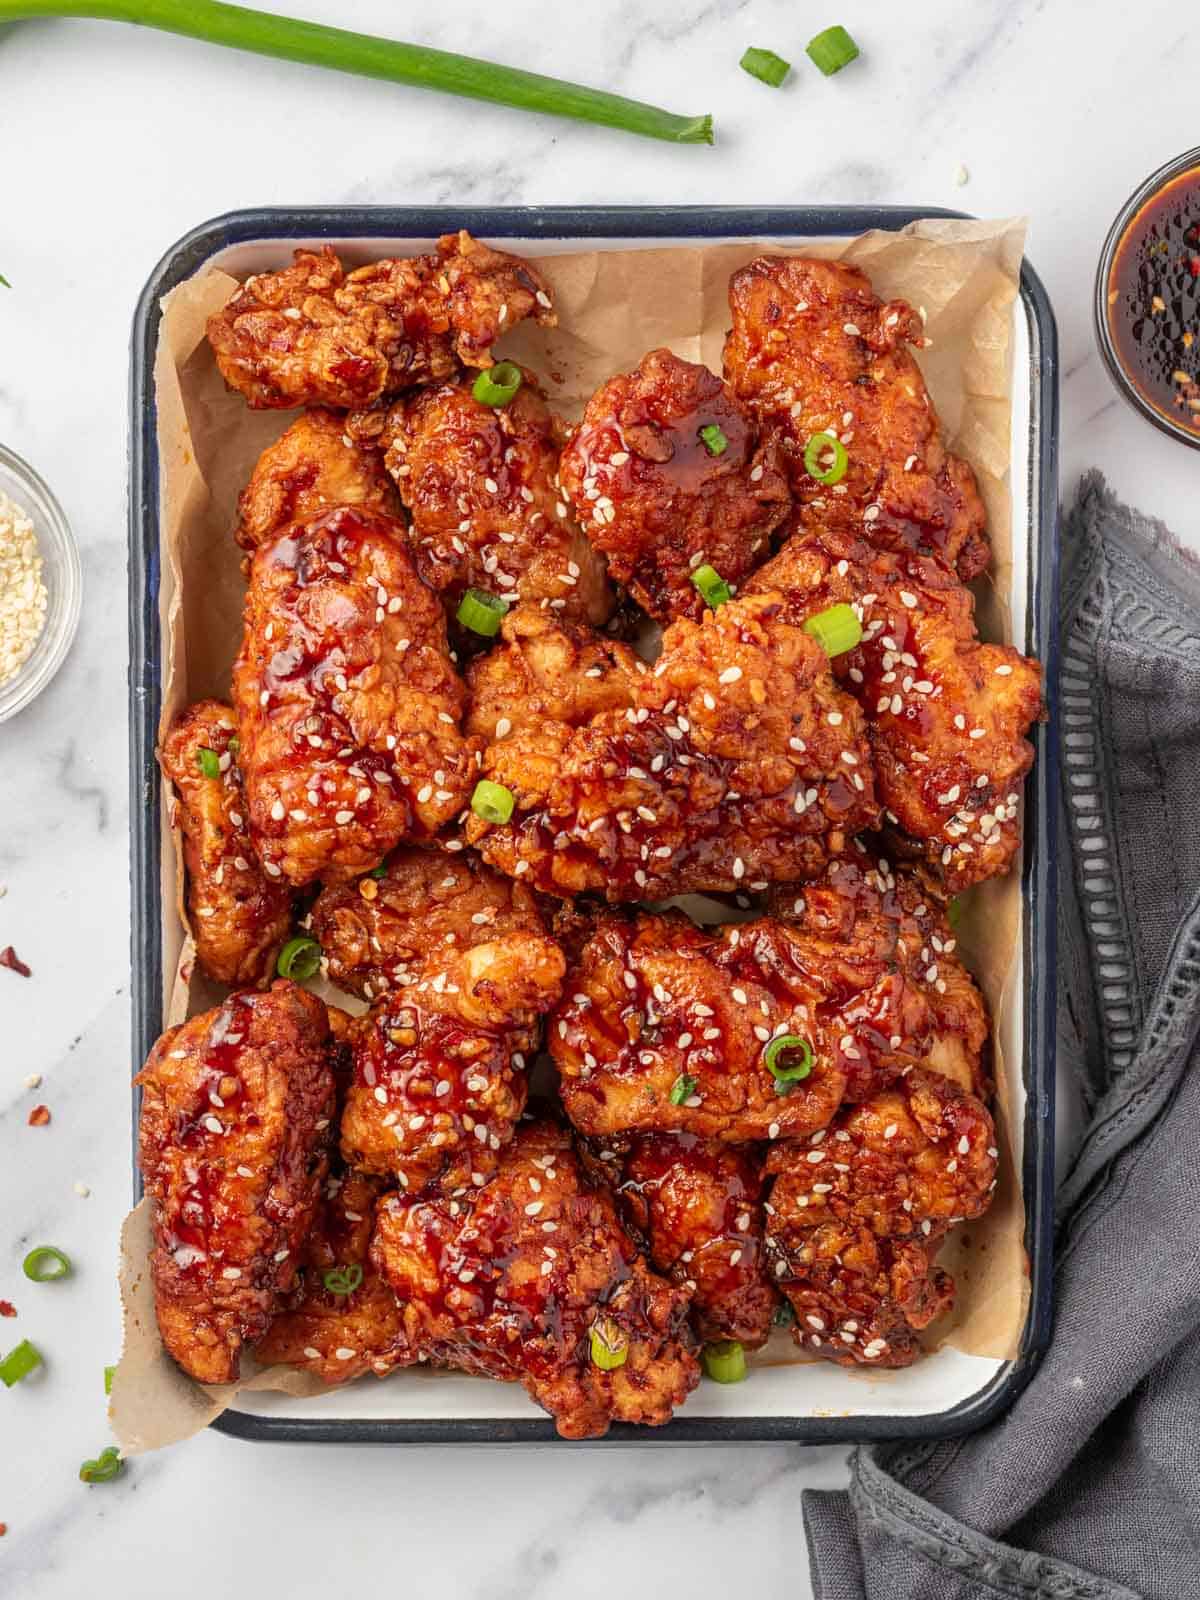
[0,0,714,144]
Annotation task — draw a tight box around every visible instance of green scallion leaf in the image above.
[277,936,322,981]
[471,779,515,825]
[456,588,509,637]
[471,361,523,408]
[196,747,221,780]
[22,1246,72,1283]
[702,1339,747,1383]
[803,431,849,485]
[806,25,860,76]
[79,1446,123,1485]
[589,1316,628,1371]
[322,1263,364,1297]
[740,46,791,88]
[691,564,732,609]
[802,603,863,657]
[698,422,729,456]
[0,1339,43,1387]
[104,1365,116,1395]
[764,1034,814,1089]
[669,1073,698,1106]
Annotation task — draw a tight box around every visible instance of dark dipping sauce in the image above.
[1107,164,1200,433]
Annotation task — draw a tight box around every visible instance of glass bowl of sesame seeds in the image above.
[0,443,81,723]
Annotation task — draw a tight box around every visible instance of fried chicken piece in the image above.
[370,1119,699,1438]
[253,1169,414,1383]
[234,408,400,551]
[593,1133,778,1347]
[724,255,989,582]
[349,372,611,626]
[310,843,555,1003]
[159,700,295,987]
[558,348,789,622]
[231,505,477,888]
[464,592,878,901]
[135,982,335,1384]
[765,849,990,1100]
[764,1068,998,1368]
[207,232,555,410]
[338,880,564,1193]
[748,530,1043,889]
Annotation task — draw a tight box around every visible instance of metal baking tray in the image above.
[128,205,1058,1445]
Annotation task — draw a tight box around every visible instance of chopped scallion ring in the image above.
[104,1365,116,1396]
[806,25,860,76]
[802,603,863,657]
[803,431,849,485]
[740,46,791,87]
[589,1316,629,1371]
[471,780,515,825]
[196,747,221,779]
[368,860,390,880]
[277,936,322,981]
[22,1246,72,1283]
[472,361,523,408]
[322,1264,364,1298]
[669,1073,698,1106]
[698,423,729,456]
[690,564,732,609]
[456,587,510,637]
[79,1446,123,1485]
[702,1339,747,1383]
[0,1339,43,1387]
[764,1034,814,1089]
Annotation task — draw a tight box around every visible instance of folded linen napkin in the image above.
[804,473,1200,1600]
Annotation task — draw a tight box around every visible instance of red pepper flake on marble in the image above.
[27,1105,51,1127]
[0,1523,7,1536]
[0,1302,15,1318]
[0,946,31,978]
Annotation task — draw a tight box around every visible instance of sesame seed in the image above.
[718,666,742,684]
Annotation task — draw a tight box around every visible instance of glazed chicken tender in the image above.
[724,255,989,583]
[207,232,555,410]
[558,348,789,621]
[349,372,611,626]
[465,592,878,901]
[749,531,1043,890]
[370,1119,699,1438]
[254,1169,413,1384]
[232,505,477,888]
[234,408,400,551]
[159,699,294,988]
[764,1069,998,1368]
[136,982,335,1384]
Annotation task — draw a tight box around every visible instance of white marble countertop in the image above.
[2,1,1197,1594]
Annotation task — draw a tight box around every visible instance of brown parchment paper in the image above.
[114,217,1030,1453]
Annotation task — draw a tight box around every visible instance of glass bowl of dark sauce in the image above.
[1096,146,1200,446]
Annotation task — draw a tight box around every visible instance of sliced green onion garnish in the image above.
[368,861,389,880]
[698,423,729,456]
[803,431,849,485]
[228,735,240,755]
[471,779,515,825]
[764,1034,814,1089]
[195,747,221,779]
[0,1339,43,1387]
[690,564,732,609]
[23,1246,72,1283]
[472,361,523,408]
[802,603,863,657]
[104,1365,116,1395]
[456,587,510,636]
[669,1073,698,1106]
[947,897,962,929]
[702,1339,747,1383]
[806,25,860,76]
[322,1264,364,1297]
[277,936,322,980]
[589,1316,629,1371]
[79,1446,123,1485]
[740,47,791,87]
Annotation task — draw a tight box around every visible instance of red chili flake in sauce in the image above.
[27,1105,50,1127]
[0,1302,16,1318]
[0,946,31,978]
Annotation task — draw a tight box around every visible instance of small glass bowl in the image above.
[0,443,81,724]
[1094,144,1200,448]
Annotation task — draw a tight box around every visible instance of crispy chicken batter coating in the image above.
[465,592,877,901]
[551,904,940,1143]
[764,1069,998,1368]
[253,1169,413,1384]
[338,879,564,1193]
[309,843,555,1003]
[749,531,1043,889]
[558,348,789,621]
[159,699,295,987]
[370,1119,699,1438]
[234,408,400,551]
[207,232,555,410]
[349,372,611,626]
[724,255,989,583]
[231,505,477,888]
[136,982,335,1384]
[592,1133,778,1347]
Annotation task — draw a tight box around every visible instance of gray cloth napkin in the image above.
[804,472,1200,1600]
